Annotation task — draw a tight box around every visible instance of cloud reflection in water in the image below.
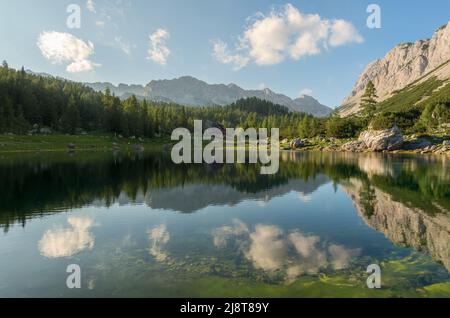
[38,217,95,258]
[213,219,361,281]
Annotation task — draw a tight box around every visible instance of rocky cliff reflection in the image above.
[0,151,449,273]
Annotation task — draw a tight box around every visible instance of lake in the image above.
[0,150,449,297]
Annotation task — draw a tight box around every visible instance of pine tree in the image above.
[60,96,80,134]
[360,81,378,118]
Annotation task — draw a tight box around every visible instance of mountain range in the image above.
[339,21,450,116]
[87,76,333,117]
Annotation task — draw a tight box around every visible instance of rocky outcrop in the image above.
[340,22,450,116]
[342,178,450,273]
[290,139,304,149]
[341,140,367,152]
[358,126,404,151]
[341,126,404,152]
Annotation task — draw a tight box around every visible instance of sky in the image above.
[1,0,449,107]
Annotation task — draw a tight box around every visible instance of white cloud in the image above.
[299,88,313,96]
[214,4,363,69]
[148,224,170,262]
[213,219,362,282]
[37,31,100,73]
[213,219,248,248]
[147,28,171,66]
[87,0,96,13]
[38,217,95,258]
[245,225,287,271]
[95,21,105,28]
[114,36,133,55]
[212,40,250,71]
[329,20,364,47]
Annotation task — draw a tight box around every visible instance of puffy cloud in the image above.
[214,4,363,69]
[329,19,364,47]
[87,0,96,13]
[147,28,171,66]
[38,217,95,258]
[37,31,100,73]
[213,220,361,281]
[212,40,250,71]
[328,244,361,270]
[245,225,287,271]
[148,224,171,261]
[213,219,248,248]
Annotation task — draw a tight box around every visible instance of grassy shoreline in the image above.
[1,134,448,155]
[0,134,169,153]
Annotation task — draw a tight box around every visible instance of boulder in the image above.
[403,138,433,151]
[67,143,76,150]
[359,126,404,151]
[341,140,367,152]
[39,127,52,135]
[290,139,304,149]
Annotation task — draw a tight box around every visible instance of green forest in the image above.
[0,62,449,140]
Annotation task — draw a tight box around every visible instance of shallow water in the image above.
[0,151,449,297]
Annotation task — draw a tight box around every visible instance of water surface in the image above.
[0,151,449,297]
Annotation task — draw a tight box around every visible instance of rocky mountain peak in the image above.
[340,21,450,117]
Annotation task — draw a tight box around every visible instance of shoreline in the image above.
[1,134,449,156]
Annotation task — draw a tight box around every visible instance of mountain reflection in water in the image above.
[0,151,449,297]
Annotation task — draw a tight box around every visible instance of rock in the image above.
[39,127,52,135]
[281,138,289,144]
[359,126,404,151]
[323,144,339,152]
[403,139,433,151]
[290,139,304,149]
[341,140,367,152]
[443,140,450,147]
[67,143,76,150]
[340,22,450,116]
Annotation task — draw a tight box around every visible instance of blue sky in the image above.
[1,0,449,107]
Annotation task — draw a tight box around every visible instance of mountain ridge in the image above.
[87,76,333,117]
[339,21,450,117]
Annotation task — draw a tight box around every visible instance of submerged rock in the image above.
[359,126,404,151]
